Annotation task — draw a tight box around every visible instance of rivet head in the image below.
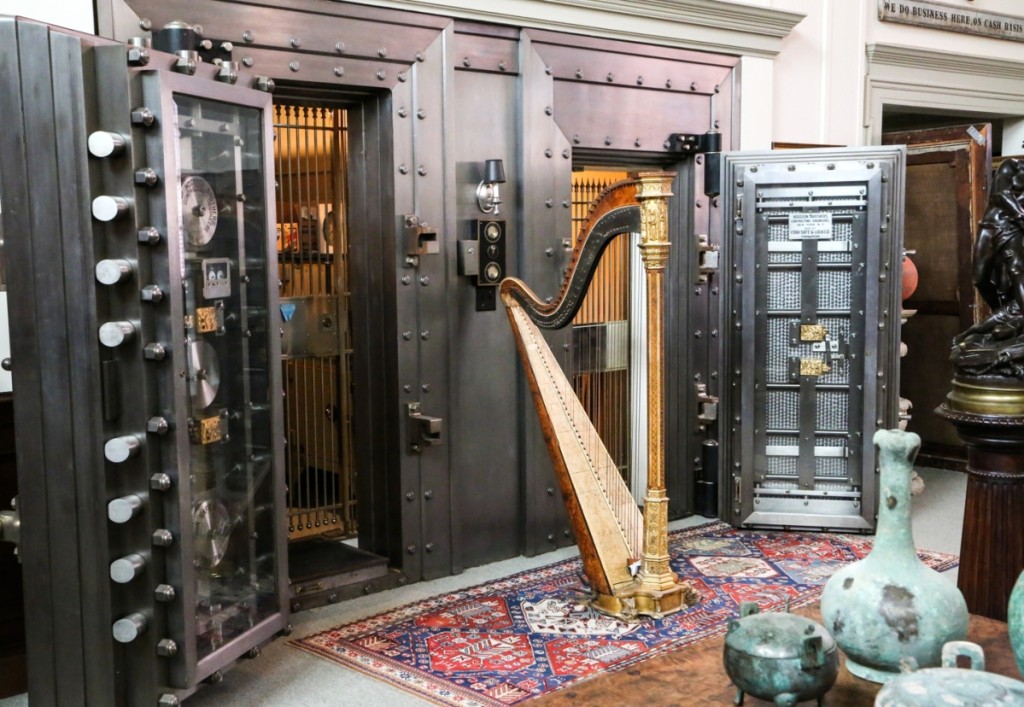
[288,61,300,72]
[690,81,698,91]
[606,72,614,82]
[421,331,430,340]
[575,69,583,79]
[334,66,345,77]
[463,57,471,67]
[498,61,507,71]
[401,274,411,285]
[572,134,581,145]
[378,47,388,57]
[417,165,427,176]
[242,56,254,67]
[545,199,553,208]
[634,138,641,148]
[420,276,430,285]
[417,109,426,119]
[544,148,553,158]
[407,545,416,554]
[562,149,570,159]
[416,53,425,62]
[403,384,412,393]
[604,136,612,146]
[242,30,254,43]
[666,79,672,88]
[376,69,387,81]
[289,37,301,48]
[402,331,412,340]
[335,41,346,54]
[544,106,553,116]
[637,75,644,85]
[398,72,407,82]
[398,107,408,117]
[399,164,409,175]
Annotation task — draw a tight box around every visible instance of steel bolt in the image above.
[152,529,174,547]
[130,108,156,127]
[157,639,178,657]
[150,473,172,491]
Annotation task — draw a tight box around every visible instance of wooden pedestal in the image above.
[938,400,1024,621]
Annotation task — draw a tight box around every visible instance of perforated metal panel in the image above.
[721,148,905,531]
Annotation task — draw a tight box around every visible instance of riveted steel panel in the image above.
[410,27,454,581]
[720,148,905,532]
[448,68,522,571]
[518,33,576,556]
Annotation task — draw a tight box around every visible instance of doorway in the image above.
[271,99,391,609]
[882,113,1001,467]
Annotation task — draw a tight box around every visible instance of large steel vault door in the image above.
[721,149,905,531]
[0,20,288,705]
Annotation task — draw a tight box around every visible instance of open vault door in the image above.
[0,19,287,705]
[719,148,905,531]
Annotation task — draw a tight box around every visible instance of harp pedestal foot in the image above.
[631,579,699,618]
[590,581,699,621]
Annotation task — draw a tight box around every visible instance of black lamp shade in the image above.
[484,159,506,184]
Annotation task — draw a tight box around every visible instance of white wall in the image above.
[730,0,1024,148]
[4,0,94,33]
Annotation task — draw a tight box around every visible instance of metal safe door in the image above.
[0,20,287,705]
[721,148,905,531]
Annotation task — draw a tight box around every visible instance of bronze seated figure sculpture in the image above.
[952,157,1024,376]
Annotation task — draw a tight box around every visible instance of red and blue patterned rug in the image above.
[293,521,958,706]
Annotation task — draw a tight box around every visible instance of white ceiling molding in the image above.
[866,43,1024,83]
[340,0,806,59]
[865,42,1024,142]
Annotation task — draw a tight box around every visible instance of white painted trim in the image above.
[341,0,805,59]
[865,42,1024,142]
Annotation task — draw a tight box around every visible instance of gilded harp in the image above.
[501,172,697,619]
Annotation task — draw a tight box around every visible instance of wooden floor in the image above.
[535,604,1020,706]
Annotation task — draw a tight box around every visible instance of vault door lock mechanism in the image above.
[0,496,20,557]
[695,383,719,427]
[697,233,719,283]
[407,402,443,453]
[403,214,439,268]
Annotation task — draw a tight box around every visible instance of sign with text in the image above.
[879,0,1024,42]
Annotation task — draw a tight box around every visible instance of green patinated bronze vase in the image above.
[1010,570,1024,676]
[820,429,968,683]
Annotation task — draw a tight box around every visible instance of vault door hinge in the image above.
[668,129,722,197]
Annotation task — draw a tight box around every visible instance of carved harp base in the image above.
[590,580,699,621]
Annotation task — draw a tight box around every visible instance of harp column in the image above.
[633,172,696,616]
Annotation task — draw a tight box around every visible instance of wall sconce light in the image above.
[476,159,506,215]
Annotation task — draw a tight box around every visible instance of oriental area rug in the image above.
[292,521,958,706]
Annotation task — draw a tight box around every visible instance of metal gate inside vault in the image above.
[273,103,357,541]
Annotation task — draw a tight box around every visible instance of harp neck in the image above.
[500,179,641,329]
